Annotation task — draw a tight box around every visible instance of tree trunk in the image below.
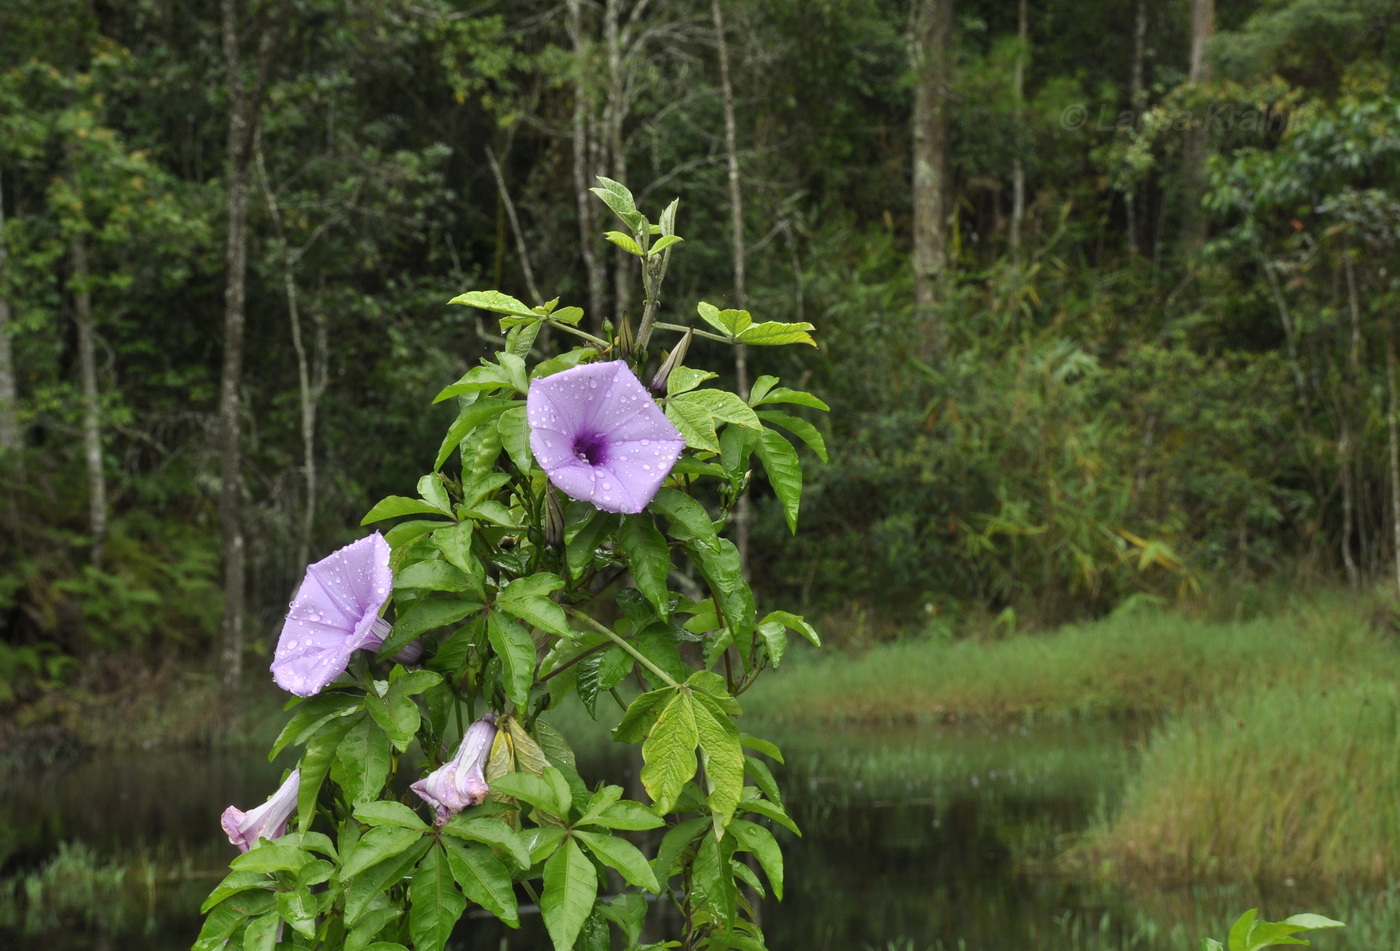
[71,235,108,568]
[567,0,606,330]
[218,0,253,702]
[1182,0,1213,257]
[1125,0,1147,256]
[712,0,752,574]
[1388,321,1400,596]
[910,0,953,358]
[0,166,21,470]
[1009,0,1027,263]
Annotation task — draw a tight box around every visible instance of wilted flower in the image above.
[527,361,686,514]
[221,769,300,852]
[271,533,412,698]
[411,715,497,825]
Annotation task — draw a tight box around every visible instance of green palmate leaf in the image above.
[735,320,817,347]
[498,405,533,471]
[751,385,829,411]
[755,620,788,668]
[527,827,568,865]
[613,686,675,744]
[640,690,699,814]
[229,843,310,874]
[270,691,359,760]
[618,515,672,616]
[344,909,401,951]
[432,361,516,403]
[666,389,762,454]
[549,305,585,326]
[486,609,537,708]
[756,428,803,534]
[441,814,531,869]
[533,718,578,771]
[758,409,828,463]
[574,830,660,892]
[686,536,756,652]
[591,799,666,831]
[502,715,552,776]
[693,832,738,927]
[651,816,709,883]
[544,764,575,816]
[434,397,515,471]
[193,890,276,951]
[633,624,690,689]
[242,912,280,951]
[277,884,319,937]
[363,683,419,753]
[746,375,780,406]
[658,197,679,236]
[448,289,536,317]
[333,714,391,805]
[760,610,821,647]
[600,893,649,949]
[497,573,572,639]
[442,837,520,926]
[410,846,467,951]
[696,301,751,337]
[567,508,618,577]
[604,230,643,255]
[298,715,356,833]
[650,233,683,254]
[200,870,272,914]
[728,819,784,900]
[489,770,565,817]
[740,733,785,764]
[744,755,783,808]
[575,785,622,826]
[650,488,718,547]
[342,838,431,926]
[432,522,485,597]
[353,801,427,830]
[382,598,480,660]
[738,788,799,835]
[541,837,599,951]
[361,496,451,525]
[590,176,644,232]
[417,474,452,513]
[578,644,634,717]
[691,689,746,836]
[666,366,719,397]
[393,559,473,594]
[340,826,428,881]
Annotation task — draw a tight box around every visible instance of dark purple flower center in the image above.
[573,431,610,467]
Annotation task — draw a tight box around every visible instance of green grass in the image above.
[741,593,1400,725]
[1080,676,1400,886]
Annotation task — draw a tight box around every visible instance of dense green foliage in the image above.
[1,0,1399,710]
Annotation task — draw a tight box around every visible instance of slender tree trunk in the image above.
[71,235,108,568]
[1125,0,1147,256]
[1182,0,1213,257]
[0,166,21,470]
[604,0,633,321]
[218,0,254,702]
[567,0,606,330]
[1009,0,1027,262]
[712,0,752,574]
[910,0,953,358]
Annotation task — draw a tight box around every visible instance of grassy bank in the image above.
[741,594,1400,725]
[1078,676,1400,885]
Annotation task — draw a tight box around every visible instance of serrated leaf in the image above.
[486,609,537,708]
[449,289,536,317]
[618,515,672,616]
[692,691,745,836]
[541,838,598,951]
[361,496,450,525]
[756,428,803,534]
[442,837,520,926]
[575,830,660,892]
[640,690,698,814]
[410,846,467,951]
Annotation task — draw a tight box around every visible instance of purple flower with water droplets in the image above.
[411,715,497,825]
[527,361,686,514]
[221,769,300,852]
[271,533,410,698]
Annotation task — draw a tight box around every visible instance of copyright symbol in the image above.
[1060,104,1087,130]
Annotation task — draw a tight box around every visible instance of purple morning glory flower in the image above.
[527,361,686,514]
[221,769,300,852]
[411,715,497,825]
[271,533,405,698]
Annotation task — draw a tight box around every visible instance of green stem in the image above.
[550,320,611,349]
[652,321,731,344]
[565,606,681,689]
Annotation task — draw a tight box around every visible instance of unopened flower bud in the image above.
[545,482,565,548]
[650,328,693,392]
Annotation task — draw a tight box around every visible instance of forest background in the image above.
[1,0,1398,737]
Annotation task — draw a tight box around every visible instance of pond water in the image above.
[0,718,1354,951]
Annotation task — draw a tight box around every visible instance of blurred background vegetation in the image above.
[0,0,1398,733]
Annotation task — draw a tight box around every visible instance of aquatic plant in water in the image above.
[194,178,826,951]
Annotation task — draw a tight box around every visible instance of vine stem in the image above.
[550,320,611,349]
[565,606,681,689]
[652,321,731,344]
